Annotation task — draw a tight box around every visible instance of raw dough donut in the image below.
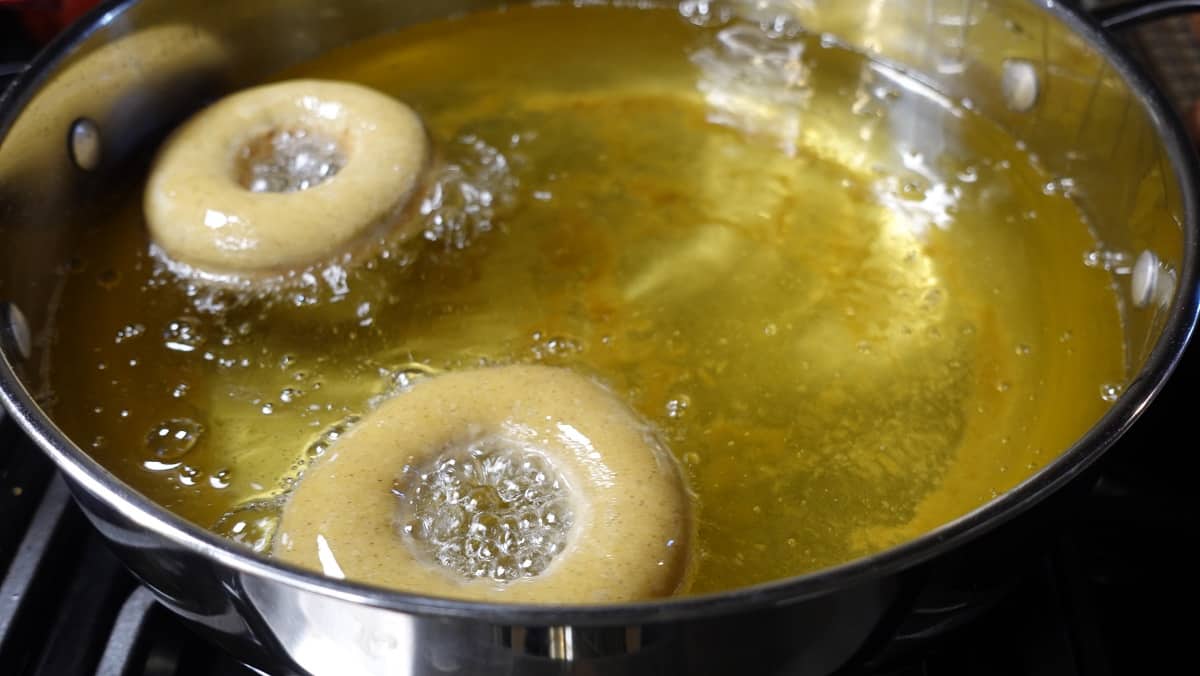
[144,79,428,279]
[274,365,693,603]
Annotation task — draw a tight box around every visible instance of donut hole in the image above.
[393,436,575,582]
[235,127,346,194]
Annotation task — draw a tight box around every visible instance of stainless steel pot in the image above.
[1,1,1197,674]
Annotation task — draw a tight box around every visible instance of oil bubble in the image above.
[146,418,204,461]
[214,500,283,553]
[419,134,518,250]
[178,465,202,486]
[395,438,573,582]
[666,394,692,419]
[531,335,582,360]
[305,415,361,459]
[114,324,146,344]
[210,469,232,490]
[679,0,734,27]
[163,318,205,353]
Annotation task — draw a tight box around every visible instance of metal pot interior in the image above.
[0,0,1195,620]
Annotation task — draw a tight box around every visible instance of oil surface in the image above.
[45,3,1125,595]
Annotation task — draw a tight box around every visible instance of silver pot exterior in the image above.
[70,467,896,674]
[1,1,1197,674]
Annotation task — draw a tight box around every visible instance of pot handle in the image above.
[1095,0,1200,30]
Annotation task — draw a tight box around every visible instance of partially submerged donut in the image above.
[274,365,693,603]
[144,79,428,280]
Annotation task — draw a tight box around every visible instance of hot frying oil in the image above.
[46,3,1125,594]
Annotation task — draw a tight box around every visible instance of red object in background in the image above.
[1,0,104,45]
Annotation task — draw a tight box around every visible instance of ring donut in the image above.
[144,79,428,280]
[274,365,693,603]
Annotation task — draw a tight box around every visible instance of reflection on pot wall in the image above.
[679,0,1184,377]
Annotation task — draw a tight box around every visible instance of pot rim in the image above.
[1,0,1197,627]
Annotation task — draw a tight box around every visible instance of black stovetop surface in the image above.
[2,3,1198,675]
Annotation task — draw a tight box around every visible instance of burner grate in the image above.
[0,427,255,676]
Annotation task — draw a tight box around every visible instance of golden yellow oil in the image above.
[44,3,1126,595]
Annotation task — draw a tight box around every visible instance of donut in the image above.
[273,365,693,603]
[143,79,428,280]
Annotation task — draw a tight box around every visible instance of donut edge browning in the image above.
[273,365,695,604]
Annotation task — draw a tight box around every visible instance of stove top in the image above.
[2,3,1198,675]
